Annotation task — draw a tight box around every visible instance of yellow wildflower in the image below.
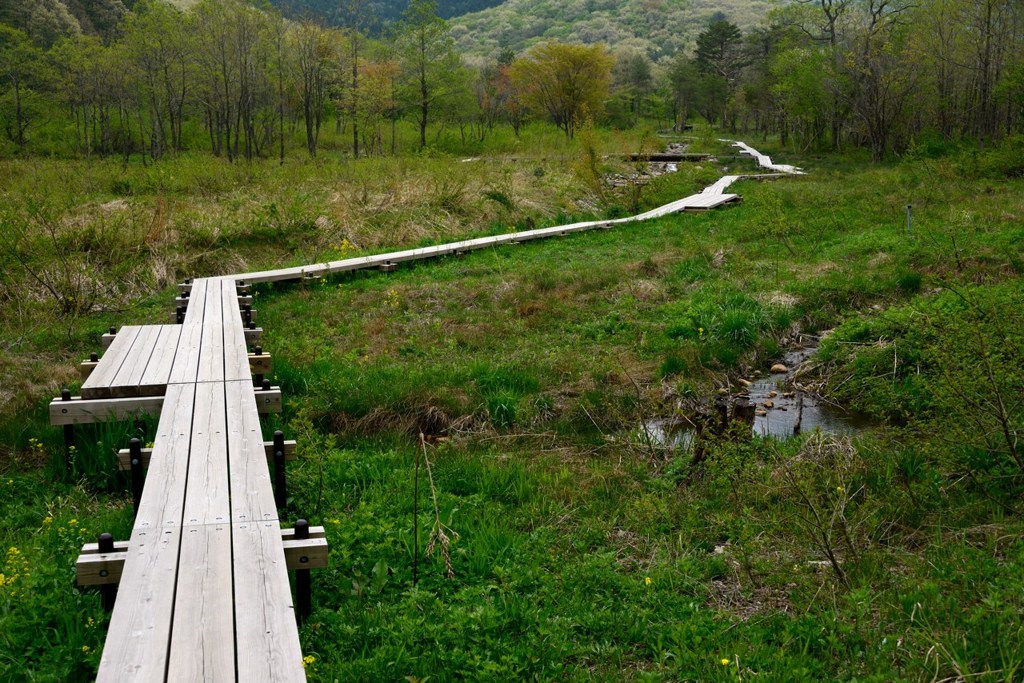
[82,645,90,653]
[302,655,316,668]
[644,576,652,586]
[720,658,730,666]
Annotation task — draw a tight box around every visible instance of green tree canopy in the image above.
[509,41,613,138]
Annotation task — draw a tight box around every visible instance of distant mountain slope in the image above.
[449,0,778,61]
[0,0,126,44]
[269,0,506,33]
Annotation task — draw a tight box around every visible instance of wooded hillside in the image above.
[0,0,1021,163]
[450,0,776,61]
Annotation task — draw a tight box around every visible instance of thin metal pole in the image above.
[130,438,145,514]
[273,430,287,509]
[98,532,117,611]
[295,519,311,624]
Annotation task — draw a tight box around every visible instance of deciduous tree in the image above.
[509,41,613,138]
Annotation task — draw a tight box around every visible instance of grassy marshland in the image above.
[1,132,1022,681]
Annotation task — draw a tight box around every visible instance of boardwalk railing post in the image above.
[175,306,184,324]
[61,389,74,472]
[243,304,252,326]
[129,438,144,514]
[273,430,287,508]
[98,532,117,611]
[294,519,311,624]
[254,345,264,387]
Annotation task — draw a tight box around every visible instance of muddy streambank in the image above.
[641,340,872,450]
[605,143,690,188]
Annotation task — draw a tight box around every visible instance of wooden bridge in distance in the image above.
[50,141,800,680]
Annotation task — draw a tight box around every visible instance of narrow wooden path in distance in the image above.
[53,141,800,681]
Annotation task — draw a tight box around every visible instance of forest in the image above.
[1,0,1024,680]
[1,0,1022,163]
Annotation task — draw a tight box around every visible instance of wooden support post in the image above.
[175,306,184,324]
[243,305,252,326]
[61,389,74,472]
[254,345,264,386]
[129,438,144,515]
[273,430,287,509]
[98,533,117,612]
[80,352,100,380]
[78,527,325,583]
[101,326,117,351]
[295,519,311,624]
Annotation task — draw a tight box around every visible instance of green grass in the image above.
[1,129,1024,680]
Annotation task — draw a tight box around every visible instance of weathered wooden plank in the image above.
[181,278,209,327]
[232,520,306,683]
[76,551,126,586]
[137,325,182,395]
[254,386,283,414]
[249,352,273,373]
[682,194,740,210]
[49,388,279,425]
[96,384,193,680]
[281,537,329,569]
[197,279,226,383]
[116,439,297,470]
[78,359,99,380]
[167,524,236,682]
[175,294,252,308]
[78,527,325,584]
[80,326,142,399]
[180,282,249,295]
[167,320,204,385]
[78,527,324,583]
[107,325,162,398]
[182,382,230,526]
[49,394,164,426]
[225,380,278,523]
[223,281,253,382]
[133,383,195,531]
[95,525,181,682]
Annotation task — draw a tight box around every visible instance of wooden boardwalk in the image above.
[53,141,799,680]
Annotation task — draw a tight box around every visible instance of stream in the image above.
[639,345,872,449]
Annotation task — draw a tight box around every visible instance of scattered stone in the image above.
[716,387,729,395]
[737,378,752,387]
[770,363,788,373]
[783,392,795,398]
[763,400,775,409]
[314,215,333,231]
[100,199,128,212]
[767,390,778,398]
[755,409,767,417]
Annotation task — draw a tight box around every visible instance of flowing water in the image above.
[638,345,872,449]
